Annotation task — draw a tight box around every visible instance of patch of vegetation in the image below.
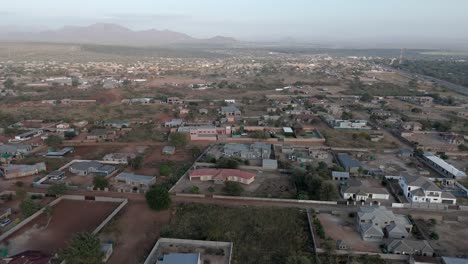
[161,204,312,264]
[223,181,244,196]
[61,232,103,264]
[19,199,42,218]
[291,163,339,201]
[145,186,171,210]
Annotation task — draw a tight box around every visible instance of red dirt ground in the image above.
[5,199,119,255]
[100,200,172,264]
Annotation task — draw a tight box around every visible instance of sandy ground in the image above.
[430,221,468,256]
[317,213,381,253]
[100,200,172,264]
[5,199,118,255]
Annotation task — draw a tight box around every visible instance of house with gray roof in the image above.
[164,119,184,128]
[341,185,390,201]
[385,239,434,256]
[114,172,155,193]
[104,119,130,129]
[223,142,271,159]
[0,162,46,179]
[399,175,456,205]
[220,106,241,117]
[422,152,466,179]
[356,206,412,241]
[0,144,32,156]
[332,171,350,181]
[336,153,361,173]
[69,161,116,176]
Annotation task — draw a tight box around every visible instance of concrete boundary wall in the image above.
[0,196,64,242]
[144,238,233,264]
[92,198,128,235]
[0,195,127,243]
[212,195,337,205]
[175,193,206,198]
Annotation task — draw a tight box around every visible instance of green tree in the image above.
[285,255,312,264]
[360,93,372,102]
[93,176,109,189]
[159,164,172,176]
[145,186,171,210]
[223,181,243,196]
[61,232,103,264]
[44,135,63,148]
[129,156,144,170]
[189,146,202,159]
[319,181,339,201]
[19,199,42,218]
[169,132,187,147]
[216,157,239,169]
[190,186,200,194]
[3,78,14,89]
[47,183,67,196]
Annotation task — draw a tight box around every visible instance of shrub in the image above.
[145,186,171,210]
[429,232,439,240]
[223,181,243,196]
[15,181,24,187]
[190,186,200,194]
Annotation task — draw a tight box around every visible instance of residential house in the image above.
[399,175,456,204]
[14,130,42,141]
[371,109,392,118]
[164,119,184,128]
[331,171,350,181]
[189,169,256,185]
[262,159,278,170]
[0,162,46,179]
[167,97,182,104]
[104,119,130,129]
[0,144,32,157]
[341,184,390,201]
[199,109,209,115]
[220,106,241,117]
[402,122,423,131]
[86,129,117,141]
[385,239,434,256]
[223,142,271,159]
[103,153,136,164]
[336,153,361,173]
[398,148,414,158]
[421,152,466,179]
[114,172,156,193]
[178,126,231,141]
[442,257,468,264]
[69,161,116,176]
[356,206,413,241]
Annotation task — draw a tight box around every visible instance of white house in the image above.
[399,175,456,205]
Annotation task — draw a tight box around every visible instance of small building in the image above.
[162,146,176,155]
[331,171,349,181]
[164,119,184,128]
[336,240,349,250]
[336,153,361,173]
[47,170,65,179]
[199,108,209,115]
[101,243,113,263]
[69,161,116,176]
[220,106,241,117]
[385,239,434,256]
[442,257,468,264]
[103,153,136,164]
[0,162,46,179]
[341,185,390,201]
[262,159,278,170]
[421,152,466,179]
[398,148,414,158]
[114,172,155,193]
[189,169,256,185]
[104,119,130,129]
[167,97,182,104]
[86,129,116,141]
[14,130,42,141]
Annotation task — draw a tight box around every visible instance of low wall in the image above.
[175,193,206,198]
[0,196,64,242]
[223,137,279,143]
[92,198,128,235]
[283,138,325,143]
[212,195,337,205]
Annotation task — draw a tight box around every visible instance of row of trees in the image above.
[292,162,340,201]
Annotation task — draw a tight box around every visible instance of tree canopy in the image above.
[47,183,67,196]
[93,176,109,189]
[145,186,171,210]
[223,181,244,196]
[61,232,103,264]
[169,132,187,147]
[19,199,42,218]
[44,135,63,148]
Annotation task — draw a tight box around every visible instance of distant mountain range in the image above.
[0,23,237,46]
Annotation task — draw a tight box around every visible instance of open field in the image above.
[160,203,313,264]
[100,200,172,264]
[4,199,118,255]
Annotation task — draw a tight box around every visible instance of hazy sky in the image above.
[2,0,468,47]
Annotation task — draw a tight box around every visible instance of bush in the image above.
[61,232,103,264]
[429,232,439,240]
[15,181,24,187]
[19,199,42,218]
[93,176,109,189]
[47,183,67,196]
[169,132,187,147]
[208,186,215,193]
[159,164,172,176]
[190,186,200,194]
[313,217,325,239]
[223,181,243,196]
[145,186,171,210]
[216,157,239,169]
